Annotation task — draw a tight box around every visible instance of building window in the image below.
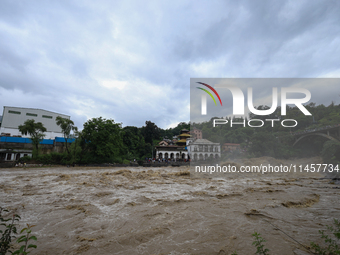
[42,115,53,119]
[26,113,38,117]
[6,153,12,160]
[8,110,21,115]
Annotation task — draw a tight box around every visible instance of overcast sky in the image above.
[1,0,340,129]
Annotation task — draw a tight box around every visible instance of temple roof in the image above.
[176,139,187,143]
[179,133,191,137]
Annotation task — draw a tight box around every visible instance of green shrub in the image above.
[36,154,51,164]
[321,140,340,165]
[123,159,130,164]
[0,207,37,255]
[13,224,37,255]
[34,152,70,165]
[252,232,270,255]
[311,218,340,255]
[0,208,19,255]
[112,157,123,164]
[18,156,32,163]
[49,152,65,163]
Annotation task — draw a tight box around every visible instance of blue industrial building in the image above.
[0,136,75,161]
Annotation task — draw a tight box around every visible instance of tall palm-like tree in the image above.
[56,116,77,154]
[18,119,46,158]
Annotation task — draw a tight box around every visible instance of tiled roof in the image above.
[191,139,217,144]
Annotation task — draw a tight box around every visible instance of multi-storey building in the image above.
[0,106,70,139]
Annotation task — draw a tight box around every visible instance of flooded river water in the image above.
[0,156,339,254]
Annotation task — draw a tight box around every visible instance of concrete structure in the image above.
[291,124,340,146]
[156,129,221,161]
[222,143,241,152]
[156,145,189,160]
[0,136,75,161]
[187,139,220,161]
[156,129,191,160]
[158,141,168,146]
[0,149,32,161]
[176,129,190,146]
[191,127,202,139]
[0,107,70,139]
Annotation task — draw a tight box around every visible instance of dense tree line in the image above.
[18,101,340,164]
[62,118,164,164]
[193,101,340,162]
[19,117,181,164]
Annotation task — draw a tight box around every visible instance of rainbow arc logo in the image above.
[196,82,222,106]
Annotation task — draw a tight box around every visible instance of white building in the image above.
[0,106,70,139]
[0,149,32,161]
[187,138,221,161]
[155,145,189,160]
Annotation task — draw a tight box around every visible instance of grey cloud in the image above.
[0,0,340,129]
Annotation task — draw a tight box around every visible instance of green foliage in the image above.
[13,101,340,164]
[19,152,74,165]
[141,121,161,145]
[18,120,46,158]
[112,156,122,164]
[13,224,37,255]
[67,131,83,165]
[80,117,125,163]
[252,232,270,255]
[122,126,148,160]
[311,219,340,255]
[160,122,190,139]
[18,156,32,163]
[0,208,37,255]
[321,140,340,164]
[192,101,340,159]
[35,152,70,165]
[248,133,277,157]
[0,207,20,255]
[122,159,130,164]
[56,116,77,155]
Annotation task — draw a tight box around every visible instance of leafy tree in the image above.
[122,126,147,160]
[56,116,77,154]
[80,117,124,163]
[142,121,161,145]
[69,128,82,164]
[18,119,46,158]
[160,122,190,139]
[321,140,340,164]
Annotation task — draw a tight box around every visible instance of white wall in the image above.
[1,107,70,139]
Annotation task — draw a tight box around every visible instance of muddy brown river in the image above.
[0,156,339,254]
